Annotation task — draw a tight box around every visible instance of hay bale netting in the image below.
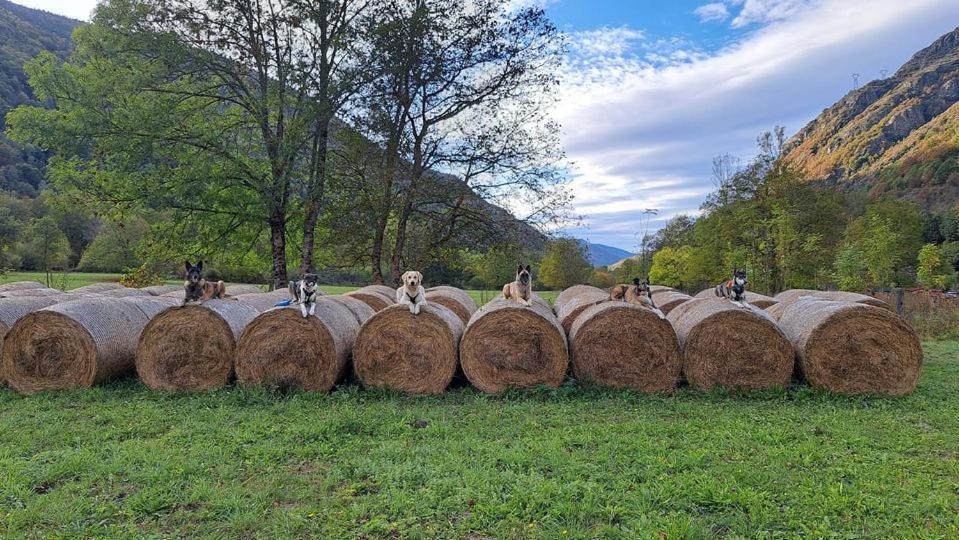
[235,298,364,392]
[1,298,151,395]
[234,290,293,312]
[98,287,153,298]
[556,289,611,334]
[693,289,778,309]
[774,289,892,311]
[70,282,123,294]
[226,284,265,296]
[141,284,182,296]
[0,288,64,298]
[344,286,395,312]
[555,285,605,314]
[649,285,676,295]
[655,291,693,314]
[776,298,922,395]
[0,281,46,293]
[569,302,682,392]
[135,300,260,392]
[460,298,568,393]
[353,304,464,394]
[325,295,376,325]
[667,298,794,391]
[365,284,399,299]
[424,286,478,325]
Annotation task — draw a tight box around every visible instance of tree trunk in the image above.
[299,119,330,277]
[389,202,413,287]
[370,215,387,285]
[269,215,288,290]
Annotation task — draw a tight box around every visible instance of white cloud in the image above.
[730,0,812,27]
[570,27,645,57]
[556,0,959,249]
[694,3,731,23]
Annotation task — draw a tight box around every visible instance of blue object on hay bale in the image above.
[274,299,292,307]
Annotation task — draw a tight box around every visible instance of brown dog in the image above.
[611,278,656,310]
[183,260,227,304]
[502,264,533,306]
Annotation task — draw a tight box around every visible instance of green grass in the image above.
[1,342,956,538]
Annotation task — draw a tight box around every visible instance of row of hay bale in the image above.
[553,284,921,396]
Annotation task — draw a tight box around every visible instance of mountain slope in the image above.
[781,26,959,207]
[577,240,632,267]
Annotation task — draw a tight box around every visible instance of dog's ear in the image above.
[197,261,203,272]
[184,260,191,271]
[415,271,423,283]
[632,278,640,286]
[525,265,531,272]
[517,264,523,273]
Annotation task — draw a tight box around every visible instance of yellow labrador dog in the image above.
[396,270,427,315]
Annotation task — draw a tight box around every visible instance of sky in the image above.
[12,0,959,251]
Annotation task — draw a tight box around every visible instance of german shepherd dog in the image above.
[289,273,319,318]
[183,261,227,305]
[503,264,533,306]
[716,269,748,305]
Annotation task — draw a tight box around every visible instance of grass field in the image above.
[0,342,956,537]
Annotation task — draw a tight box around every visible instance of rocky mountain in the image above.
[781,26,959,209]
[577,240,632,267]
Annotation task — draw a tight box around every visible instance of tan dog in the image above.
[502,264,533,306]
[183,260,227,305]
[611,278,660,313]
[396,270,427,315]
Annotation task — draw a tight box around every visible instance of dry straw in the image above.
[325,295,376,324]
[555,289,611,334]
[344,286,395,311]
[569,302,682,392]
[0,296,62,387]
[667,298,794,390]
[98,288,153,298]
[135,299,260,391]
[655,290,694,314]
[424,286,478,325]
[235,297,367,392]
[460,298,568,393]
[774,289,891,311]
[70,282,124,294]
[693,288,778,309]
[555,285,605,314]
[775,298,921,395]
[365,284,399,299]
[141,284,183,296]
[1,288,64,298]
[353,304,464,394]
[233,290,295,312]
[2,298,151,395]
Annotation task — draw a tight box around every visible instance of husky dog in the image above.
[502,264,533,306]
[396,270,427,315]
[289,273,319,318]
[182,261,227,305]
[716,269,748,305]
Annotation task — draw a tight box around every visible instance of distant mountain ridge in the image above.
[781,26,959,208]
[577,239,633,267]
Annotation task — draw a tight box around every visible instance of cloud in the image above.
[730,0,813,27]
[694,3,731,23]
[556,0,959,250]
[569,27,646,57]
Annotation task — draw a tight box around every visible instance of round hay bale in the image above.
[325,295,376,325]
[693,288,778,309]
[0,296,62,387]
[774,289,891,311]
[494,293,552,310]
[556,289,611,334]
[141,284,182,296]
[569,302,682,392]
[776,298,921,395]
[235,298,362,392]
[352,304,463,394]
[234,290,292,312]
[98,287,153,298]
[70,282,123,293]
[226,284,265,296]
[424,286,478,325]
[1,288,64,298]
[655,291,693,314]
[2,298,150,395]
[649,285,675,294]
[160,289,186,300]
[344,286,394,311]
[135,300,260,392]
[0,281,46,292]
[555,285,605,314]
[667,298,794,391]
[365,284,399,299]
[460,299,568,393]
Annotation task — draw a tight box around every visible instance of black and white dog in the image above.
[289,273,319,318]
[715,269,748,306]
